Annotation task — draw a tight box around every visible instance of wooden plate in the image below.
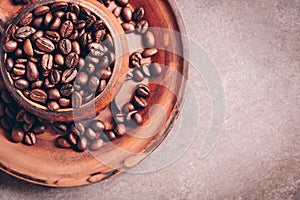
[0,0,188,187]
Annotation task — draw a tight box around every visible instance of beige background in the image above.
[0,0,299,199]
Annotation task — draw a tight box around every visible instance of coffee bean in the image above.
[57,136,71,148]
[85,17,95,29]
[71,41,81,55]
[89,139,103,151]
[132,68,144,82]
[91,120,105,132]
[30,89,47,103]
[50,17,62,30]
[126,71,133,80]
[59,98,71,107]
[23,39,34,56]
[23,111,35,124]
[3,40,18,53]
[19,12,33,26]
[122,7,133,22]
[141,64,151,77]
[36,37,55,53]
[48,101,60,111]
[1,118,13,130]
[77,136,88,151]
[86,55,99,65]
[69,30,79,40]
[6,58,14,72]
[132,95,148,109]
[103,131,116,142]
[54,11,65,18]
[34,6,50,16]
[66,52,79,68]
[62,68,78,83]
[15,79,29,90]
[116,0,129,7]
[32,125,46,135]
[48,88,61,100]
[24,132,36,146]
[70,4,80,15]
[100,68,112,79]
[98,79,106,93]
[86,63,96,74]
[85,128,97,140]
[44,78,55,89]
[31,80,43,89]
[67,132,77,146]
[45,31,60,43]
[93,20,106,31]
[60,84,74,97]
[130,52,143,68]
[114,124,126,136]
[33,17,43,28]
[11,128,25,143]
[60,20,74,38]
[59,39,72,55]
[149,63,162,76]
[89,76,100,92]
[65,12,78,23]
[88,43,105,57]
[126,111,143,127]
[142,48,158,58]
[51,2,68,12]
[16,109,25,122]
[32,30,44,41]
[135,84,150,98]
[133,7,145,22]
[15,48,24,57]
[41,54,53,71]
[122,102,135,113]
[122,23,135,33]
[26,61,39,81]
[70,124,83,137]
[136,20,148,34]
[15,26,36,39]
[76,72,89,85]
[113,6,122,18]
[80,7,91,17]
[49,70,61,85]
[94,29,106,43]
[72,92,82,108]
[99,56,109,68]
[44,12,53,27]
[1,90,13,104]
[143,31,156,47]
[53,122,68,134]
[54,54,64,65]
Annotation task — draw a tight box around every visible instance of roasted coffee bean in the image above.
[113,6,122,18]
[122,102,135,113]
[72,92,82,108]
[132,95,148,109]
[36,37,55,53]
[62,68,77,83]
[126,111,143,126]
[89,76,100,92]
[1,118,13,130]
[132,68,144,82]
[23,112,35,124]
[91,120,105,131]
[26,61,39,81]
[67,132,77,146]
[15,48,24,57]
[86,63,96,74]
[15,78,29,90]
[54,11,65,18]
[23,39,34,56]
[16,59,28,64]
[80,32,92,46]
[15,26,35,39]
[52,123,68,135]
[121,6,133,22]
[122,23,135,33]
[24,132,36,146]
[80,7,91,17]
[59,39,72,55]
[45,31,60,42]
[32,30,44,41]
[48,101,60,111]
[16,109,25,122]
[33,17,44,28]
[76,72,89,85]
[103,131,116,142]
[86,55,99,65]
[60,21,74,38]
[85,128,97,140]
[41,54,53,71]
[44,12,53,27]
[49,70,61,85]
[100,68,112,79]
[66,52,79,68]
[136,20,148,34]
[19,12,33,26]
[142,48,158,58]
[85,17,95,29]
[1,90,13,104]
[89,139,103,151]
[71,124,83,137]
[114,124,126,136]
[65,12,78,23]
[135,84,150,98]
[149,63,162,76]
[59,98,71,107]
[116,0,129,7]
[31,80,43,89]
[93,20,106,31]
[133,7,145,22]
[6,58,14,72]
[54,54,64,65]
[143,31,156,47]
[34,6,50,16]
[44,78,55,89]
[3,40,18,53]
[32,125,46,135]
[11,128,25,143]
[30,89,47,103]
[75,20,86,30]
[48,88,61,100]
[57,136,71,148]
[50,17,62,30]
[71,41,81,55]
[99,56,109,68]
[98,79,106,93]
[130,52,143,68]
[88,43,105,57]
[141,64,151,77]
[94,29,106,43]
[69,30,79,40]
[60,84,74,97]
[77,136,88,151]
[114,112,125,124]
[51,2,68,12]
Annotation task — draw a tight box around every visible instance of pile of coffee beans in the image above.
[0,89,46,145]
[3,2,115,111]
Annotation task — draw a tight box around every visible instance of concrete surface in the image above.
[0,0,299,199]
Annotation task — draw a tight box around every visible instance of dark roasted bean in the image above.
[59,39,72,55]
[66,52,79,68]
[133,7,145,22]
[57,136,71,148]
[113,7,122,18]
[130,52,143,68]
[48,101,60,111]
[24,132,36,146]
[114,124,126,136]
[48,88,61,100]
[60,84,74,97]
[98,79,106,93]
[11,128,25,143]
[34,6,50,16]
[15,26,36,39]
[31,80,43,89]
[126,111,143,127]
[51,2,68,12]
[62,68,77,83]
[60,20,74,38]
[15,79,29,90]
[71,41,81,55]
[135,84,150,98]
[19,12,33,26]
[54,54,64,65]
[23,39,34,56]
[33,17,43,28]
[41,54,53,71]
[26,61,39,81]
[1,90,13,104]
[23,112,35,124]
[132,95,148,109]
[88,43,105,57]
[53,122,68,134]
[31,30,44,41]
[77,136,88,151]
[3,40,18,53]
[121,6,133,22]
[6,58,14,72]
[36,37,55,53]
[44,12,53,27]
[136,20,149,34]
[65,12,78,23]
[32,125,46,135]
[49,70,61,85]
[45,31,60,42]
[86,63,96,74]
[30,89,47,103]
[16,109,25,122]
[50,17,62,30]
[59,98,71,107]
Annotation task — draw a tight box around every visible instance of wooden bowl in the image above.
[0,0,129,122]
[0,0,188,187]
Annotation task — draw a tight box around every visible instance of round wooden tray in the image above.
[0,0,188,187]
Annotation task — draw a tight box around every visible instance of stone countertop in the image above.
[0,0,299,199]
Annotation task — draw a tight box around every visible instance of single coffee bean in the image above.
[6,58,14,72]
[85,128,97,140]
[130,52,143,68]
[132,68,144,82]
[67,132,77,146]
[86,63,96,74]
[53,122,68,134]
[122,102,135,113]
[77,136,88,151]
[143,31,156,47]
[23,39,34,56]
[44,78,55,89]
[50,17,62,30]
[89,139,103,151]
[133,7,145,22]
[66,52,79,68]
[30,89,47,103]
[72,92,82,108]
[60,20,74,38]
[59,39,72,55]
[113,6,122,18]
[70,124,82,137]
[65,12,78,23]
[121,6,133,22]
[91,120,105,131]
[86,55,99,65]
[32,30,44,41]
[76,72,89,85]
[49,70,61,85]
[100,68,112,79]
[19,12,33,26]
[36,37,55,53]
[136,20,149,34]
[115,0,129,7]
[88,43,105,57]
[69,30,79,40]
[75,20,86,30]
[59,98,71,107]
[122,23,135,33]
[45,31,60,43]
[149,63,162,76]
[41,54,53,71]
[60,84,74,97]
[26,61,39,81]
[24,132,36,146]
[32,125,46,135]
[135,84,150,98]
[31,80,43,89]
[89,76,100,92]
[57,136,71,148]
[62,68,78,83]
[1,90,13,104]
[85,17,95,29]
[74,123,85,136]
[3,40,18,53]
[94,29,106,43]
[142,48,158,58]
[126,111,143,126]
[54,54,64,65]
[80,7,91,18]
[15,48,24,57]
[16,109,25,122]
[34,6,50,16]
[71,41,81,55]
[15,78,29,90]
[103,131,116,142]
[15,26,36,39]
[44,12,53,27]
[51,2,68,12]
[23,111,35,124]
[33,17,43,28]
[132,95,148,109]
[11,128,25,143]
[48,88,61,100]
[114,124,126,136]
[114,112,125,124]
[98,79,106,93]
[1,118,13,130]
[16,59,28,64]
[53,11,65,18]
[70,4,80,15]
[48,101,60,111]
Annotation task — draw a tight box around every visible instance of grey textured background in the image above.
[0,0,299,199]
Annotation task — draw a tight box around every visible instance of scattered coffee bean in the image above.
[136,20,148,34]
[133,7,145,22]
[67,132,77,146]
[85,128,98,140]
[77,136,88,151]
[3,40,18,53]
[36,37,55,53]
[91,120,105,131]
[143,31,156,47]
[26,61,39,81]
[130,52,143,68]
[132,95,147,109]
[135,84,150,98]
[149,63,163,76]
[115,0,129,7]
[114,124,126,136]
[142,48,158,58]
[57,136,71,148]
[141,64,151,77]
[30,89,47,103]
[34,6,50,16]
[11,128,25,143]
[23,39,34,56]
[122,23,135,33]
[23,132,36,146]
[132,68,144,82]
[89,139,103,151]
[122,6,133,22]
[48,101,60,111]
[104,131,116,142]
[53,122,68,134]
[15,79,29,90]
